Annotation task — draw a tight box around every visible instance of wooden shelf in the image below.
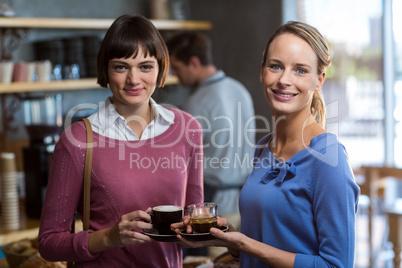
[0,78,99,93]
[0,76,179,94]
[0,17,212,30]
[0,17,203,94]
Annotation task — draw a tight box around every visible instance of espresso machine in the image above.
[23,93,63,218]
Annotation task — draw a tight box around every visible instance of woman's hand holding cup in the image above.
[89,208,153,254]
[174,215,241,250]
[107,208,153,247]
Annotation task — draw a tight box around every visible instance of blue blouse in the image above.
[239,133,360,267]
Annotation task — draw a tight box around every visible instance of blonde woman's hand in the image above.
[174,216,242,249]
[170,215,192,234]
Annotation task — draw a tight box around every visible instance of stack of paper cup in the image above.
[0,152,20,230]
[1,61,14,84]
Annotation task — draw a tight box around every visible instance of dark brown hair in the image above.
[262,21,331,127]
[97,14,169,88]
[166,31,213,66]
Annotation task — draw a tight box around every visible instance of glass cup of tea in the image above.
[187,202,218,233]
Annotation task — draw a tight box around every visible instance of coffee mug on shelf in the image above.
[25,62,37,82]
[150,205,183,235]
[36,60,52,82]
[12,61,27,82]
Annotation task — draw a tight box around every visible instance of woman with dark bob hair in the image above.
[38,15,203,267]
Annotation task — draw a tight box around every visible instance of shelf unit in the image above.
[0,17,212,30]
[0,17,212,94]
[0,76,179,94]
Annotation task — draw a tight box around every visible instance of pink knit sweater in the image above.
[38,108,203,267]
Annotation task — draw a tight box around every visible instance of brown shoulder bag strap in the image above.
[68,118,93,268]
[82,118,93,231]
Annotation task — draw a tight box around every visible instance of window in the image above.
[393,0,402,167]
[284,0,387,169]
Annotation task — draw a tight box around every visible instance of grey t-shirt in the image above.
[183,70,256,214]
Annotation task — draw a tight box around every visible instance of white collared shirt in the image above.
[88,97,175,141]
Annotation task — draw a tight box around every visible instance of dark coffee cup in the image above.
[150,205,183,235]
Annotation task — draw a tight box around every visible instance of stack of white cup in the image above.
[0,60,52,84]
[0,152,20,230]
[0,61,14,84]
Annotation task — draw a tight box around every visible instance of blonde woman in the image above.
[175,21,360,268]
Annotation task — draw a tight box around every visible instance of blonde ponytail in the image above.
[311,90,325,127]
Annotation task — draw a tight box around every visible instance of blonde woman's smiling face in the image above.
[260,33,325,117]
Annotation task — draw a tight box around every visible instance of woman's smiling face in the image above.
[108,46,159,111]
[260,33,325,117]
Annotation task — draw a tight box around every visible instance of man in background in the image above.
[166,32,256,258]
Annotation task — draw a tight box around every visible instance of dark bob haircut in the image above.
[97,14,169,88]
